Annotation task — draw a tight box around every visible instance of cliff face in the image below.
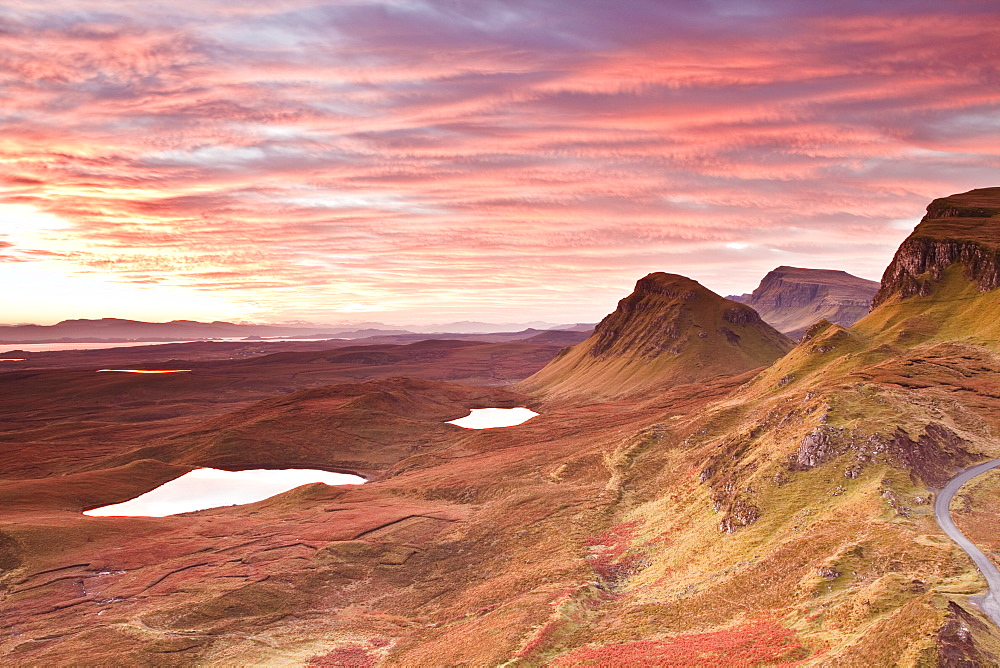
[520,272,792,399]
[872,187,1000,308]
[732,267,879,339]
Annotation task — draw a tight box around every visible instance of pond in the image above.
[83,468,365,517]
[96,369,192,374]
[446,407,539,429]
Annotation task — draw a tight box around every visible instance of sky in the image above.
[2,1,999,326]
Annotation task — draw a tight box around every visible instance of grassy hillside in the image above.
[521,273,792,401]
[537,262,1000,664]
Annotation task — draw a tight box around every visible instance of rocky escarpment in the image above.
[730,266,879,338]
[872,187,1000,308]
[520,272,793,399]
[696,416,977,537]
[788,423,977,489]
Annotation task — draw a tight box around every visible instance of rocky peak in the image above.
[731,267,879,338]
[749,267,876,308]
[520,272,792,399]
[590,273,761,359]
[632,272,702,300]
[872,187,1000,309]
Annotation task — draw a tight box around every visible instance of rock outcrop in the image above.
[520,272,793,399]
[872,187,1000,308]
[729,266,879,339]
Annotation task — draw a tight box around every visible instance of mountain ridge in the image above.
[0,317,587,344]
[520,272,793,399]
[727,266,879,339]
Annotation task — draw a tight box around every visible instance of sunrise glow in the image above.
[2,2,999,325]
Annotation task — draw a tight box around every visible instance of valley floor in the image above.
[3,304,1000,665]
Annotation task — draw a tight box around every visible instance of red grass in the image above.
[307,647,377,667]
[516,610,564,659]
[586,520,649,589]
[553,620,808,666]
[514,589,580,660]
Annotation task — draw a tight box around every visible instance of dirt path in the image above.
[935,458,1000,626]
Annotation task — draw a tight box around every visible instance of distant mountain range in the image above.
[0,318,590,344]
[0,318,330,344]
[3,267,881,348]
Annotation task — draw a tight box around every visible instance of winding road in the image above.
[934,458,1000,626]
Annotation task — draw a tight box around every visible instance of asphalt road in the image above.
[934,458,1000,626]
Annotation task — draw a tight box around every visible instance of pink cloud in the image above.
[0,3,998,323]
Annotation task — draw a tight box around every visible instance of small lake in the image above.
[96,369,192,374]
[84,468,365,517]
[447,407,539,429]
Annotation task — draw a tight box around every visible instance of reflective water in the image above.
[5,340,240,353]
[83,468,365,517]
[96,369,192,374]
[446,407,539,429]
[6,337,342,353]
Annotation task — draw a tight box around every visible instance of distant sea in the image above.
[1,338,338,353]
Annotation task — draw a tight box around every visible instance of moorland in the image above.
[2,188,1000,666]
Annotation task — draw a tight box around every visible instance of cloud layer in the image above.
[2,1,999,323]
